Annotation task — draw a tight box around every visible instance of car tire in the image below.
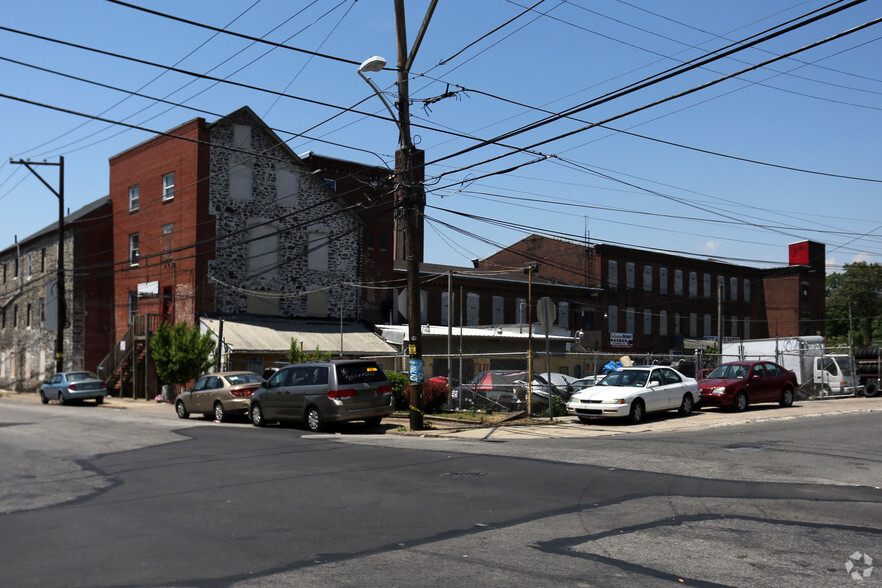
[95,396,104,405]
[364,416,382,428]
[40,391,49,405]
[58,392,67,406]
[678,394,694,416]
[306,406,323,432]
[175,400,189,419]
[779,387,794,408]
[628,399,645,424]
[250,403,266,427]
[213,402,226,423]
[733,391,748,412]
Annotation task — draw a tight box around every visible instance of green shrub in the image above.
[386,371,409,411]
[533,395,568,418]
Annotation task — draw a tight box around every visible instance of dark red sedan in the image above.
[698,361,798,412]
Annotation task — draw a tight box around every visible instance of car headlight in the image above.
[713,387,726,394]
[601,398,626,404]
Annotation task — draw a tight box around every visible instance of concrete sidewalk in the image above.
[3,389,880,439]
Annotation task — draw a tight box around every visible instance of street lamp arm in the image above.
[357,70,401,135]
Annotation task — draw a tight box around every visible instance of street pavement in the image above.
[3,388,880,440]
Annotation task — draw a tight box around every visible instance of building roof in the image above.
[200,316,397,355]
[0,196,111,255]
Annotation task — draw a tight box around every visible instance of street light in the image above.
[357,50,425,431]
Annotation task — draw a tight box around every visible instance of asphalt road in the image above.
[0,394,879,587]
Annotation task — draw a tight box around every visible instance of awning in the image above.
[200,317,397,355]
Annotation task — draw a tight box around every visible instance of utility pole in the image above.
[395,0,436,431]
[11,157,65,373]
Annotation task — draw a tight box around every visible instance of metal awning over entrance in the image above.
[200,317,397,356]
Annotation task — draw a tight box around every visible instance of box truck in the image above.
[721,336,859,399]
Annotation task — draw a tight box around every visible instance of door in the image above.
[190,376,213,412]
[660,367,687,409]
[745,364,772,402]
[643,368,669,412]
[263,368,291,419]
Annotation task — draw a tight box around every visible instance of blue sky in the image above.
[2,0,880,275]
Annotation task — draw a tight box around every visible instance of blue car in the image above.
[41,371,107,405]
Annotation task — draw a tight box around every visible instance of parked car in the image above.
[515,372,579,403]
[451,370,528,411]
[698,361,797,412]
[41,371,107,405]
[571,375,605,392]
[249,360,394,431]
[566,365,699,424]
[175,371,264,422]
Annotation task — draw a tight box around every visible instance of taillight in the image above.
[69,384,78,391]
[231,386,259,397]
[328,388,358,399]
[377,384,392,395]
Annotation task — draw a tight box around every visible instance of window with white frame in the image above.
[704,314,712,337]
[674,312,681,335]
[626,262,635,290]
[704,274,711,298]
[674,269,683,295]
[626,307,635,334]
[129,185,139,211]
[466,293,480,326]
[608,305,618,332]
[659,268,668,295]
[730,316,738,337]
[643,309,652,335]
[441,292,455,326]
[659,310,668,336]
[689,312,697,338]
[717,275,725,299]
[162,172,175,201]
[743,279,751,302]
[688,271,697,297]
[643,265,652,292]
[730,277,738,301]
[744,317,751,339]
[129,233,139,266]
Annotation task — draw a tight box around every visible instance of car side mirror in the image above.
[261,381,268,389]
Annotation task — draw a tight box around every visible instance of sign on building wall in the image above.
[610,332,633,348]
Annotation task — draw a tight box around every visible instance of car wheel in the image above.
[364,416,382,427]
[306,406,323,432]
[733,391,748,412]
[95,396,104,405]
[250,403,266,427]
[577,416,592,424]
[58,392,67,406]
[40,391,49,404]
[678,394,694,416]
[628,399,645,424]
[213,402,226,422]
[780,387,794,408]
[175,400,189,419]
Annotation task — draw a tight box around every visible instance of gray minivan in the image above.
[249,360,394,431]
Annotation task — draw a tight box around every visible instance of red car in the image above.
[698,361,798,412]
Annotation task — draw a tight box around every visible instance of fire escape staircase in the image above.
[98,314,166,399]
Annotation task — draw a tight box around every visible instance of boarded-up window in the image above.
[307,230,329,271]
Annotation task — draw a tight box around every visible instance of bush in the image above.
[421,379,451,414]
[532,395,568,418]
[387,371,409,411]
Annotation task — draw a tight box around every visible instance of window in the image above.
[659,268,668,295]
[608,260,618,289]
[162,172,175,201]
[558,302,569,331]
[688,272,697,297]
[744,279,751,303]
[466,293,480,326]
[492,296,504,324]
[643,309,652,335]
[161,224,174,262]
[129,233,140,266]
[626,307,635,334]
[307,230,329,271]
[689,312,697,338]
[40,248,46,272]
[643,265,652,292]
[379,235,388,252]
[730,277,738,301]
[516,297,526,325]
[674,312,681,336]
[40,297,45,327]
[704,314,712,337]
[26,303,31,328]
[703,274,711,298]
[744,317,751,339]
[128,293,138,324]
[12,304,17,328]
[607,305,618,332]
[626,262,635,289]
[673,269,683,295]
[366,233,375,250]
[441,292,454,326]
[717,275,725,299]
[659,310,668,336]
[129,185,139,211]
[730,316,738,337]
[26,252,32,279]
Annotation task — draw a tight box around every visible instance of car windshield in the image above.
[834,356,855,376]
[336,362,387,384]
[708,364,749,380]
[226,373,262,385]
[599,370,648,387]
[67,372,99,382]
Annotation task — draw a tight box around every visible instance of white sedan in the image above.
[566,365,699,424]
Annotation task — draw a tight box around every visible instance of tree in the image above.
[826,262,882,346]
[150,321,217,390]
[286,337,331,364]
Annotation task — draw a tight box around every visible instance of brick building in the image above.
[0,198,114,391]
[477,235,826,353]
